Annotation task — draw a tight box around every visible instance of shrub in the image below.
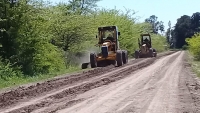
[186,33,200,60]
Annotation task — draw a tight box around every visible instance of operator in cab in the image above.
[143,37,151,48]
[106,34,115,42]
[143,38,149,43]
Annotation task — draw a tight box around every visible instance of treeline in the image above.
[165,12,200,60]
[0,0,167,85]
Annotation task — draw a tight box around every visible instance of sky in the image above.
[48,0,200,31]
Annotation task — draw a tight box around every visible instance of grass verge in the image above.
[187,51,200,77]
[0,66,81,89]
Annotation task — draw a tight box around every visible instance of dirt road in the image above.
[0,51,200,113]
[56,51,195,113]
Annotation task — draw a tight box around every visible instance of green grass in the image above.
[0,66,81,89]
[192,60,200,77]
[187,51,200,77]
[190,59,200,77]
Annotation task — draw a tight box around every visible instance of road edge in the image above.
[183,50,200,112]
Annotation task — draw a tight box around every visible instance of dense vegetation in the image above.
[0,0,168,88]
[165,12,200,60]
[166,12,200,49]
[186,34,200,60]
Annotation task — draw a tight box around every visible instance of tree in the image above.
[145,15,164,34]
[168,20,171,28]
[0,0,19,60]
[165,21,171,44]
[170,28,176,48]
[159,21,165,33]
[66,0,101,15]
[172,15,193,48]
[49,14,91,52]
[14,0,66,75]
[171,12,200,49]
[191,12,200,33]
[166,28,170,43]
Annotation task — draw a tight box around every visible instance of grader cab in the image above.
[81,26,128,69]
[134,33,157,58]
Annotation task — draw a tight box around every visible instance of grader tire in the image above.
[90,53,97,68]
[122,50,128,64]
[153,48,157,57]
[149,49,154,57]
[116,50,123,66]
[154,52,157,57]
[134,50,140,59]
[81,63,89,69]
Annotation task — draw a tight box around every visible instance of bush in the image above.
[0,58,23,80]
[186,33,200,60]
[182,45,188,50]
[151,34,169,52]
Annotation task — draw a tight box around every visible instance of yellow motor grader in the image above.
[81,26,128,69]
[134,33,157,58]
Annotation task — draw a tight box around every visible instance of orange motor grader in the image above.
[81,26,128,69]
[134,33,157,58]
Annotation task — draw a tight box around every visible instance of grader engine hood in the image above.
[102,42,111,46]
[142,44,146,47]
[101,42,111,58]
[141,44,147,54]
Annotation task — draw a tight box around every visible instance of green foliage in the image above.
[165,21,172,46]
[13,0,66,75]
[151,34,169,52]
[0,65,79,89]
[0,58,22,81]
[171,12,200,48]
[186,33,200,60]
[67,0,102,14]
[49,13,92,52]
[145,15,165,34]
[187,51,200,78]
[191,60,200,77]
[191,12,200,32]
[182,45,188,50]
[0,0,19,59]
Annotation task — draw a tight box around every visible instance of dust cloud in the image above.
[77,48,100,67]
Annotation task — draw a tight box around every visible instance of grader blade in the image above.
[81,62,90,69]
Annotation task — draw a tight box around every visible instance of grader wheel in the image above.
[149,49,154,57]
[134,50,140,59]
[90,53,97,68]
[122,50,128,64]
[116,50,123,66]
[81,63,89,69]
[153,48,157,57]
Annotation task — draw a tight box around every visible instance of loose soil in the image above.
[1,51,199,113]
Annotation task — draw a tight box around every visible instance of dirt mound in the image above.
[0,58,146,109]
